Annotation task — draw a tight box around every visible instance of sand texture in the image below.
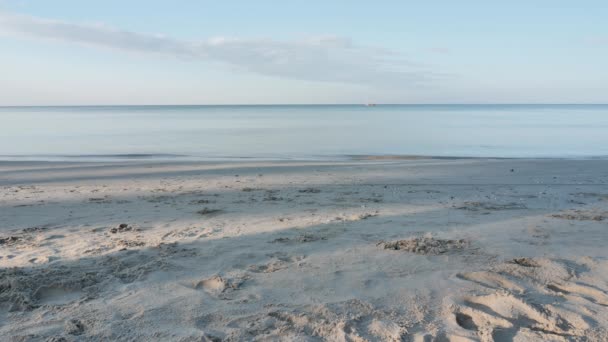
[1,158,608,341]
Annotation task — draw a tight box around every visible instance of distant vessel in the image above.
[364,103,377,107]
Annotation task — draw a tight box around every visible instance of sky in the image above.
[0,1,607,105]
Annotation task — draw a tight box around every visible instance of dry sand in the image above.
[1,158,608,341]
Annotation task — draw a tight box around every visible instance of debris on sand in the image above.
[270,237,292,243]
[0,236,22,246]
[242,187,264,192]
[2,227,51,246]
[455,201,527,211]
[21,227,48,234]
[197,208,224,216]
[64,319,86,335]
[358,212,379,220]
[380,236,468,255]
[297,233,327,243]
[360,197,383,203]
[299,188,321,193]
[117,240,145,248]
[271,233,327,244]
[572,192,608,201]
[509,257,540,267]
[263,195,283,201]
[263,190,284,201]
[110,223,133,234]
[89,197,111,204]
[551,210,606,221]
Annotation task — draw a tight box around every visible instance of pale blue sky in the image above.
[0,1,607,105]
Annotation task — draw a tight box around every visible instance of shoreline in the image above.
[2,153,608,164]
[2,159,608,340]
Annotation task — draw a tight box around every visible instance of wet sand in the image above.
[1,158,608,341]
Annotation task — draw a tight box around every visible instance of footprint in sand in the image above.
[454,312,478,331]
[196,275,228,294]
[248,254,304,273]
[248,260,288,273]
[194,275,247,298]
[34,286,83,306]
[28,256,60,264]
[450,292,580,341]
[547,282,608,307]
[446,258,606,340]
[456,271,525,294]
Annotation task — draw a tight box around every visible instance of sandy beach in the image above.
[1,158,608,341]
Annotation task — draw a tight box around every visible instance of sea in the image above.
[1,104,607,161]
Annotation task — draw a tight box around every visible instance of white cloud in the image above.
[0,12,437,87]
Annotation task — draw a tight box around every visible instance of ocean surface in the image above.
[1,104,608,161]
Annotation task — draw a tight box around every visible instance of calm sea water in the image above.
[1,104,607,161]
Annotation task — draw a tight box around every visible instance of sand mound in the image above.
[380,236,468,255]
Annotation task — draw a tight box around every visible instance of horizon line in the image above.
[1,103,608,108]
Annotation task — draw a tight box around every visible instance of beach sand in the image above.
[1,158,608,341]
